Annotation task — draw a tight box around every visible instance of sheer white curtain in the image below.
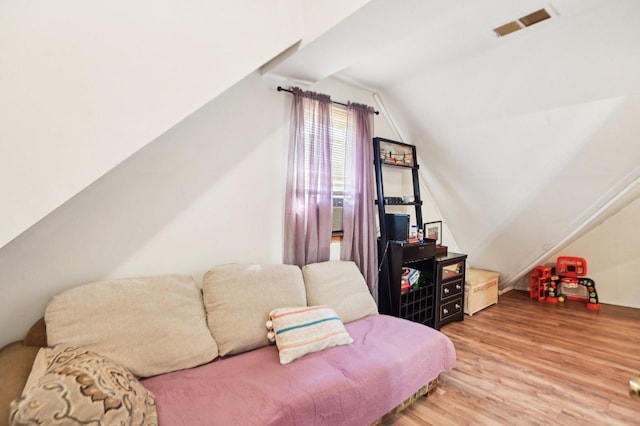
[283,88,333,266]
[341,102,378,301]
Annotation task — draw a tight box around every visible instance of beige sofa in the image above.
[2,261,456,426]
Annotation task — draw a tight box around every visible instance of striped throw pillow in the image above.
[267,306,353,365]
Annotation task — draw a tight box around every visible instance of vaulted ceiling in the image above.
[2,0,638,287]
[1,0,638,349]
[265,0,640,283]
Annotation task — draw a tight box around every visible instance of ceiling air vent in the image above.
[494,21,523,37]
[493,8,552,37]
[519,9,551,27]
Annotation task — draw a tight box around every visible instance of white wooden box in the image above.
[464,269,499,316]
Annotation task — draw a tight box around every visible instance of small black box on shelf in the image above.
[385,213,410,241]
[384,196,404,205]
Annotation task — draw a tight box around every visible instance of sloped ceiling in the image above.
[0,0,308,250]
[0,0,377,251]
[265,0,640,284]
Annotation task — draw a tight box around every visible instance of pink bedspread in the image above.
[141,314,456,426]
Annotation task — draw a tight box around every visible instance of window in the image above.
[329,105,347,233]
[302,102,348,233]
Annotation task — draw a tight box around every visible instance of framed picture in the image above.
[424,221,442,245]
[377,139,415,167]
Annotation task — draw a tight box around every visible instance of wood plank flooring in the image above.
[384,290,640,425]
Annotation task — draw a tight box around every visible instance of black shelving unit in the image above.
[374,137,436,327]
[373,137,466,329]
[373,137,423,248]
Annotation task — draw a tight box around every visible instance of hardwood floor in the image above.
[384,290,640,425]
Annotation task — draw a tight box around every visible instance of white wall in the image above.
[0,72,396,348]
[0,71,287,347]
[562,196,640,309]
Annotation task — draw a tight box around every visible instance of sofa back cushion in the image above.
[45,274,218,378]
[203,263,307,356]
[302,261,378,323]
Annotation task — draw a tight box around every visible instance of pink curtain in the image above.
[283,88,333,266]
[341,102,378,301]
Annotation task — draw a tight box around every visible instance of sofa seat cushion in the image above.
[141,315,456,426]
[45,274,218,378]
[203,263,307,356]
[9,346,157,425]
[302,260,378,323]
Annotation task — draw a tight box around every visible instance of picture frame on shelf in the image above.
[378,139,415,168]
[424,221,443,245]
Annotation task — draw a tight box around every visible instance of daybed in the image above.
[1,261,456,426]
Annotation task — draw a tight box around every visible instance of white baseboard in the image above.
[498,286,514,296]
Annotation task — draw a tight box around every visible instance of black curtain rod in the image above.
[277,86,379,115]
